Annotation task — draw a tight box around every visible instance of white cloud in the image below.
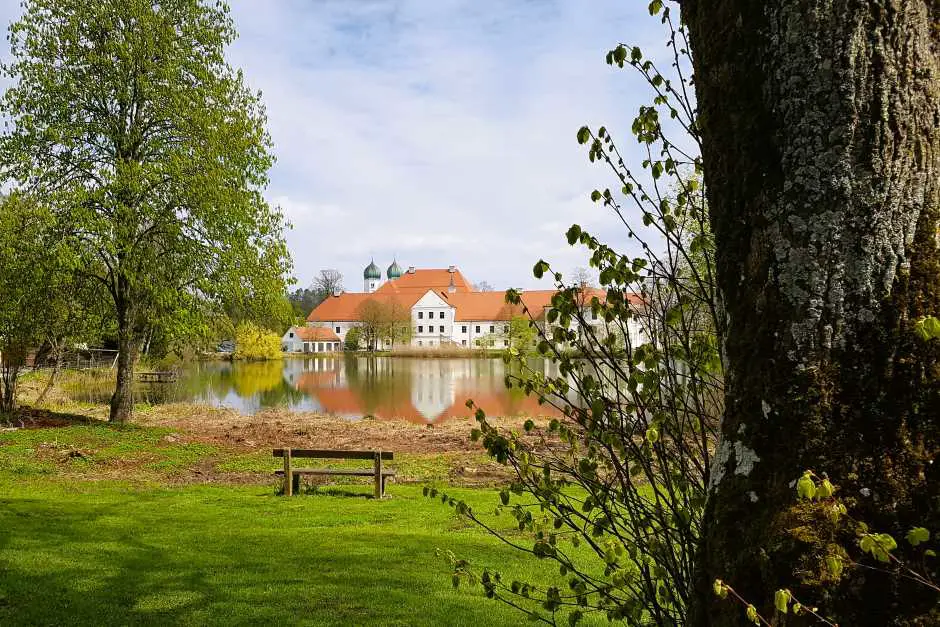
[0,0,676,291]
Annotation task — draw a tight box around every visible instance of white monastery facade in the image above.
[281,261,645,353]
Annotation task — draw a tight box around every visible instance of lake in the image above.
[69,357,562,423]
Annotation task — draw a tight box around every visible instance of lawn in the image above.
[0,422,594,626]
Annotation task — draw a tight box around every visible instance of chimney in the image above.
[448,265,456,273]
[332,287,342,297]
[407,266,416,274]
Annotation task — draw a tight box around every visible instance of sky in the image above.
[0,0,669,292]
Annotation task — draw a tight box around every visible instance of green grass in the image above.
[0,423,600,625]
[0,424,217,478]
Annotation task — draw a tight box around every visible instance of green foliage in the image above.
[0,194,97,414]
[345,327,362,351]
[0,0,291,421]
[433,9,721,622]
[233,321,282,361]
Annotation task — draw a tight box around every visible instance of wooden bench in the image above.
[272,449,395,498]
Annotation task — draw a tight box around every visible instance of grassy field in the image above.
[0,420,591,626]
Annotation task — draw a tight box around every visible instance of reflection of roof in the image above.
[375,268,472,295]
[294,327,341,341]
[290,365,560,425]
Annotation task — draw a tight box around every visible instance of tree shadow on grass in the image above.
[3,404,98,429]
[0,489,518,626]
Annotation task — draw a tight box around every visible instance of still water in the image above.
[72,357,561,423]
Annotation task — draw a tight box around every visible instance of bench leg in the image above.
[283,448,292,496]
[374,451,383,499]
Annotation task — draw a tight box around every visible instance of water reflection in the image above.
[67,357,561,423]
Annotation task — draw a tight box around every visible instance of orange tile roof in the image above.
[294,327,341,341]
[375,268,472,295]
[307,292,422,322]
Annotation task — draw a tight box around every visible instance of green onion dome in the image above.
[363,260,381,280]
[386,260,402,280]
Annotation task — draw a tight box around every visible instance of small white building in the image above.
[281,326,342,353]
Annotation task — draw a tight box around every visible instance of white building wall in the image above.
[411,291,454,348]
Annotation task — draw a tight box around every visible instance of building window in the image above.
[503,340,507,347]
[461,340,467,346]
[418,311,423,319]
[489,325,495,333]
[591,311,598,321]
[335,326,341,333]
[475,325,480,333]
[418,340,422,346]
[439,311,444,319]
[386,339,391,346]
[504,325,509,333]
[461,325,467,333]
[439,325,444,333]
[317,343,324,351]
[289,332,294,338]
[418,326,423,333]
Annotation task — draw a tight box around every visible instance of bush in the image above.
[344,327,362,351]
[233,322,282,361]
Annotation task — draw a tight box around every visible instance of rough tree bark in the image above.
[682,1,939,624]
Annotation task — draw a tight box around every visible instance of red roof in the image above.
[294,327,341,341]
[307,292,422,322]
[375,268,472,295]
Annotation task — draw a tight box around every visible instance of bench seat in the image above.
[275,469,396,477]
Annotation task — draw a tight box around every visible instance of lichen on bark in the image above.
[683,0,940,624]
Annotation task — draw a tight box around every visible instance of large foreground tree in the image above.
[683,1,939,623]
[0,0,291,423]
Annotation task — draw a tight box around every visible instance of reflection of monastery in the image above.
[282,356,561,424]
[282,261,644,352]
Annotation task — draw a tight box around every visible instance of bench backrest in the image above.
[272,449,393,460]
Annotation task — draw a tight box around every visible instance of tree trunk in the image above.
[0,362,18,415]
[683,1,939,624]
[109,326,139,424]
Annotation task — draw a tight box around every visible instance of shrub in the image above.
[233,321,282,361]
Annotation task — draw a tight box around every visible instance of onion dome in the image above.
[363,259,381,280]
[387,260,402,280]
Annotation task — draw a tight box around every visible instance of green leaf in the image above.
[774,589,789,614]
[825,555,843,579]
[612,46,627,64]
[816,478,834,499]
[712,579,728,599]
[906,527,930,546]
[566,224,582,245]
[576,126,591,144]
[796,472,816,500]
[745,604,758,624]
[590,190,602,202]
[533,260,549,279]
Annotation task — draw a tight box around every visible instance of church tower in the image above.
[363,259,382,293]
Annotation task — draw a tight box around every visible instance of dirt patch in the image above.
[133,403,549,455]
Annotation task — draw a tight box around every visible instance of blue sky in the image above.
[0,0,666,291]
